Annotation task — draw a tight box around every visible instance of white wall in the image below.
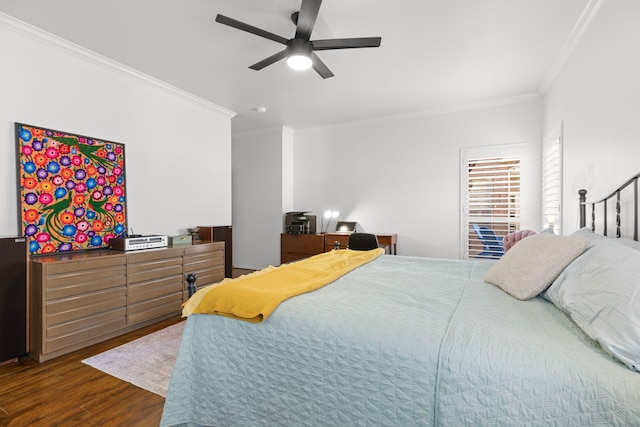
[232,128,286,269]
[282,127,294,214]
[543,0,640,235]
[0,14,234,240]
[293,99,542,259]
[233,0,640,264]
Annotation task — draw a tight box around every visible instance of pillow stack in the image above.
[484,227,640,372]
[544,230,640,372]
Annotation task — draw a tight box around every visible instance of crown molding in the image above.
[538,0,607,94]
[0,12,236,118]
[297,93,541,133]
[232,125,287,139]
[282,126,295,136]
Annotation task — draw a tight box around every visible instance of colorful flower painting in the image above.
[15,123,127,255]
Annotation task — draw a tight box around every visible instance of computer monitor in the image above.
[335,221,356,232]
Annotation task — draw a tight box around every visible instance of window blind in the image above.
[542,131,562,234]
[466,156,521,259]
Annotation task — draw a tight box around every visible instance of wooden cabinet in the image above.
[29,241,224,362]
[280,234,325,264]
[0,238,28,365]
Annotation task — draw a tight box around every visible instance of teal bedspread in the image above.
[160,255,640,426]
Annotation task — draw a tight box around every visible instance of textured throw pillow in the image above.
[484,233,589,300]
[545,237,640,371]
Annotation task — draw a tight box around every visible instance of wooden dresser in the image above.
[29,241,224,362]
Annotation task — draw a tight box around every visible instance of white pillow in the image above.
[617,237,640,251]
[570,226,640,251]
[570,227,606,244]
[484,233,589,300]
[545,237,640,372]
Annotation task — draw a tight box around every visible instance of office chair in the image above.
[472,224,504,258]
[348,233,379,251]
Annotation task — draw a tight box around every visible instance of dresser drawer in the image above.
[45,266,127,300]
[128,293,183,325]
[183,241,224,256]
[128,258,183,284]
[46,286,127,325]
[45,307,127,353]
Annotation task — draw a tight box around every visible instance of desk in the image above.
[324,232,398,255]
[281,232,398,264]
[280,234,325,264]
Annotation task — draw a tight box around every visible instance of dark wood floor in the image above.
[0,315,183,427]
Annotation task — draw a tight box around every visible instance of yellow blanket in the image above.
[183,248,384,323]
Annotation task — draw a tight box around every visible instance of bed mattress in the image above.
[161,255,640,426]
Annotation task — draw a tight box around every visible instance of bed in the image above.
[161,176,640,427]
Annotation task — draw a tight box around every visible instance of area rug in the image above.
[82,321,185,397]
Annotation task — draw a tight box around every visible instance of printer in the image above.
[284,212,317,234]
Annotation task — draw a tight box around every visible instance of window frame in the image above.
[460,143,530,259]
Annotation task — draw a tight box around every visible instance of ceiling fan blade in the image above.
[249,49,288,70]
[312,37,382,50]
[216,14,288,45]
[311,53,334,79]
[295,0,322,41]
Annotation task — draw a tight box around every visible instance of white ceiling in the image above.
[0,0,591,135]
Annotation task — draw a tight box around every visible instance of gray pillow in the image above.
[545,237,640,372]
[571,226,640,251]
[484,233,589,300]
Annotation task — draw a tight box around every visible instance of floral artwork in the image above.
[15,123,127,255]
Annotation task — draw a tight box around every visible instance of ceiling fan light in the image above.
[287,54,312,71]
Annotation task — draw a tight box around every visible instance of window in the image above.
[461,145,525,259]
[542,124,562,234]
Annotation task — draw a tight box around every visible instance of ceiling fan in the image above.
[215,0,382,79]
